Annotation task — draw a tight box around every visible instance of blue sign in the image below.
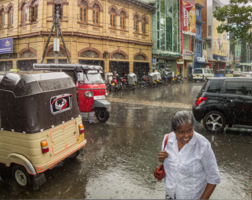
[0,38,13,54]
[152,58,156,64]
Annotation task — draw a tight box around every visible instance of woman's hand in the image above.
[158,151,168,163]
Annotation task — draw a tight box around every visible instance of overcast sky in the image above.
[221,0,229,4]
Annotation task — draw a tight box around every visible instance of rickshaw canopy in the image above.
[33,64,103,71]
[0,72,80,133]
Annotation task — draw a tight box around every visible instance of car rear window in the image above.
[225,81,252,96]
[194,69,203,74]
[201,79,224,93]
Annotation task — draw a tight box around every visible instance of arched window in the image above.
[8,7,14,27]
[111,53,125,60]
[0,9,5,27]
[120,11,125,30]
[134,54,145,61]
[134,15,139,33]
[48,49,66,57]
[22,4,27,24]
[80,0,87,23]
[142,17,147,34]
[81,51,99,58]
[110,8,116,29]
[21,50,36,58]
[30,0,38,22]
[92,4,99,25]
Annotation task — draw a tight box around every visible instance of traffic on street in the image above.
[0,81,251,199]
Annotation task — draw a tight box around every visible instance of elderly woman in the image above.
[158,111,220,199]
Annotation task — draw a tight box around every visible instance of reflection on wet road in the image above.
[0,82,251,199]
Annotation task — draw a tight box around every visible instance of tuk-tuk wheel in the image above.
[96,108,110,123]
[12,165,32,189]
[68,150,80,160]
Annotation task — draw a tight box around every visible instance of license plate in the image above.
[78,134,84,143]
[196,75,199,77]
[111,83,115,86]
[94,95,105,100]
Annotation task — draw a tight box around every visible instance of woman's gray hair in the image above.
[171,111,194,132]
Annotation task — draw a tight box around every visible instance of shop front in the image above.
[133,62,149,78]
[152,50,180,74]
[182,50,194,78]
[109,61,129,77]
[17,60,37,71]
[194,57,206,68]
[213,54,227,70]
[0,61,12,71]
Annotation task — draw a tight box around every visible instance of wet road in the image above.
[0,82,252,199]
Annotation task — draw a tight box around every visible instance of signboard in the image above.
[213,17,227,61]
[197,57,206,63]
[182,0,196,35]
[184,9,189,26]
[0,38,13,54]
[160,51,180,57]
[177,59,184,64]
[183,50,193,60]
[152,58,156,64]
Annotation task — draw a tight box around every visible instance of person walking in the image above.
[158,111,220,199]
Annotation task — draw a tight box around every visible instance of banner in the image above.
[0,38,13,54]
[213,17,227,59]
[182,0,196,35]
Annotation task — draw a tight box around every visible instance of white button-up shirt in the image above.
[162,131,220,199]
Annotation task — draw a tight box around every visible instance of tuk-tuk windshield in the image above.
[84,71,104,84]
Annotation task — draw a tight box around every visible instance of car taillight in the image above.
[196,97,207,107]
[79,124,85,134]
[41,140,49,154]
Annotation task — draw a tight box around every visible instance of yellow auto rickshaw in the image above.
[0,71,87,190]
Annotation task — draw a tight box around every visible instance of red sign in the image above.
[185,3,193,11]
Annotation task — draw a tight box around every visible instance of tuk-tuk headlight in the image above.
[105,90,109,96]
[84,91,94,97]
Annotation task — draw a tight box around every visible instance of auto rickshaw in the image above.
[225,69,233,77]
[148,72,158,86]
[33,64,110,123]
[0,71,87,190]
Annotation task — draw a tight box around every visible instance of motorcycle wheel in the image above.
[96,108,110,123]
[171,80,174,85]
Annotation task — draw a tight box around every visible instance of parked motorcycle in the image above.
[174,75,183,83]
[111,75,122,91]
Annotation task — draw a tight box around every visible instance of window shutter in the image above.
[35,6,37,21]
[29,7,32,22]
[93,10,95,23]
[96,11,98,24]
[80,7,82,21]
[84,8,86,21]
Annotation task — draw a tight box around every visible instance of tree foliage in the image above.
[213,0,252,41]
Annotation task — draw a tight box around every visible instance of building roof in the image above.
[125,0,156,12]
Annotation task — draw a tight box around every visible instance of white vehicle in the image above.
[193,68,214,81]
[233,68,242,77]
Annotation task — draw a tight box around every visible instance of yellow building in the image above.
[0,0,154,77]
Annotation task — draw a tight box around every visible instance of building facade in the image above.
[179,0,196,78]
[202,0,228,70]
[0,0,155,78]
[193,0,205,70]
[141,0,180,74]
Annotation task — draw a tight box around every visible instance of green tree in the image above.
[213,0,252,41]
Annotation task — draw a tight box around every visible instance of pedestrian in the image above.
[154,67,158,72]
[113,68,117,79]
[158,111,220,199]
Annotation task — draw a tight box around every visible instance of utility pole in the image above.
[54,8,60,64]
[40,7,71,64]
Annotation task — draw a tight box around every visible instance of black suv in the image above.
[192,77,252,132]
